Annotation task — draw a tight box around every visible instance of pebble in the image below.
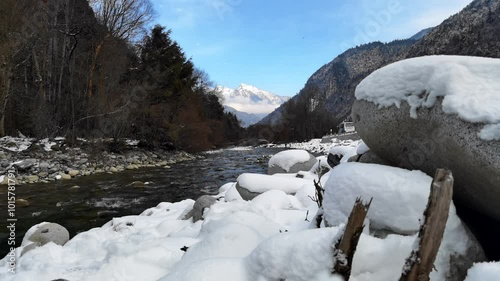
[2,143,194,184]
[60,173,71,180]
[16,199,30,207]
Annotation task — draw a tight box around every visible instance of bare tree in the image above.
[89,0,156,41]
[0,0,38,136]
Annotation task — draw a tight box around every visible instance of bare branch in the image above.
[90,0,156,41]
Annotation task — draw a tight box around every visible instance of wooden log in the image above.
[399,169,454,281]
[333,197,372,280]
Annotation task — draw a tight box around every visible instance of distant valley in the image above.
[215,84,289,127]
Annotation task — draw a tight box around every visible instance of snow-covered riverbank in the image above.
[1,137,496,280]
[0,136,197,185]
[264,137,359,155]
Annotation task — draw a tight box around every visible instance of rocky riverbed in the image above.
[0,137,197,185]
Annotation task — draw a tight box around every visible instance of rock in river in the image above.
[268,149,317,175]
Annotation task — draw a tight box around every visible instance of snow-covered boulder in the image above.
[268,149,317,175]
[323,162,486,280]
[327,141,367,167]
[352,55,500,222]
[21,222,70,256]
[236,173,312,200]
[323,163,432,233]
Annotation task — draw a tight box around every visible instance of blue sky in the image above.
[153,0,473,97]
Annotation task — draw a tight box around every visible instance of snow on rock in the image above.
[0,162,485,281]
[329,145,358,163]
[0,136,34,152]
[268,149,316,174]
[251,190,303,210]
[323,162,432,233]
[309,155,333,173]
[269,150,311,171]
[355,141,370,155]
[352,233,415,280]
[236,173,312,194]
[465,262,500,281]
[355,55,500,141]
[268,138,360,155]
[225,185,244,202]
[246,228,343,281]
[219,182,236,194]
[0,199,199,281]
[0,141,485,281]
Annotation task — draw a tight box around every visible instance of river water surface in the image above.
[0,147,286,257]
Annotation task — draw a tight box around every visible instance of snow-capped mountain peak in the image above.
[215,84,290,127]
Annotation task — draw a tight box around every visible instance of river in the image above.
[0,147,286,258]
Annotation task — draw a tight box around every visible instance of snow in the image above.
[0,143,484,281]
[267,138,332,154]
[479,123,500,141]
[125,139,140,146]
[245,228,343,281]
[355,141,370,155]
[0,136,34,152]
[251,190,303,210]
[268,138,362,155]
[323,162,432,233]
[216,84,289,115]
[237,173,313,194]
[225,185,244,202]
[268,149,312,172]
[39,138,57,151]
[465,262,500,281]
[327,140,368,163]
[355,55,500,141]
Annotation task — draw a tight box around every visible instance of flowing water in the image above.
[0,147,285,257]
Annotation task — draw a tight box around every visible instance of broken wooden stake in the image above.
[399,168,454,281]
[333,197,372,280]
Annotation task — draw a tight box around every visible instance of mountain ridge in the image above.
[258,0,500,132]
[216,84,289,127]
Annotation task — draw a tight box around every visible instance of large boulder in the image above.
[352,99,500,221]
[268,149,316,175]
[351,56,500,222]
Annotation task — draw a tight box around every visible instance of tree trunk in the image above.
[0,66,12,137]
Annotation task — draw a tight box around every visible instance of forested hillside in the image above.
[0,0,243,152]
[256,40,413,142]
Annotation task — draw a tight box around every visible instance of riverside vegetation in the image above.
[0,0,244,153]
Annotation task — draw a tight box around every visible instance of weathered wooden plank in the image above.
[400,169,454,281]
[333,197,372,280]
